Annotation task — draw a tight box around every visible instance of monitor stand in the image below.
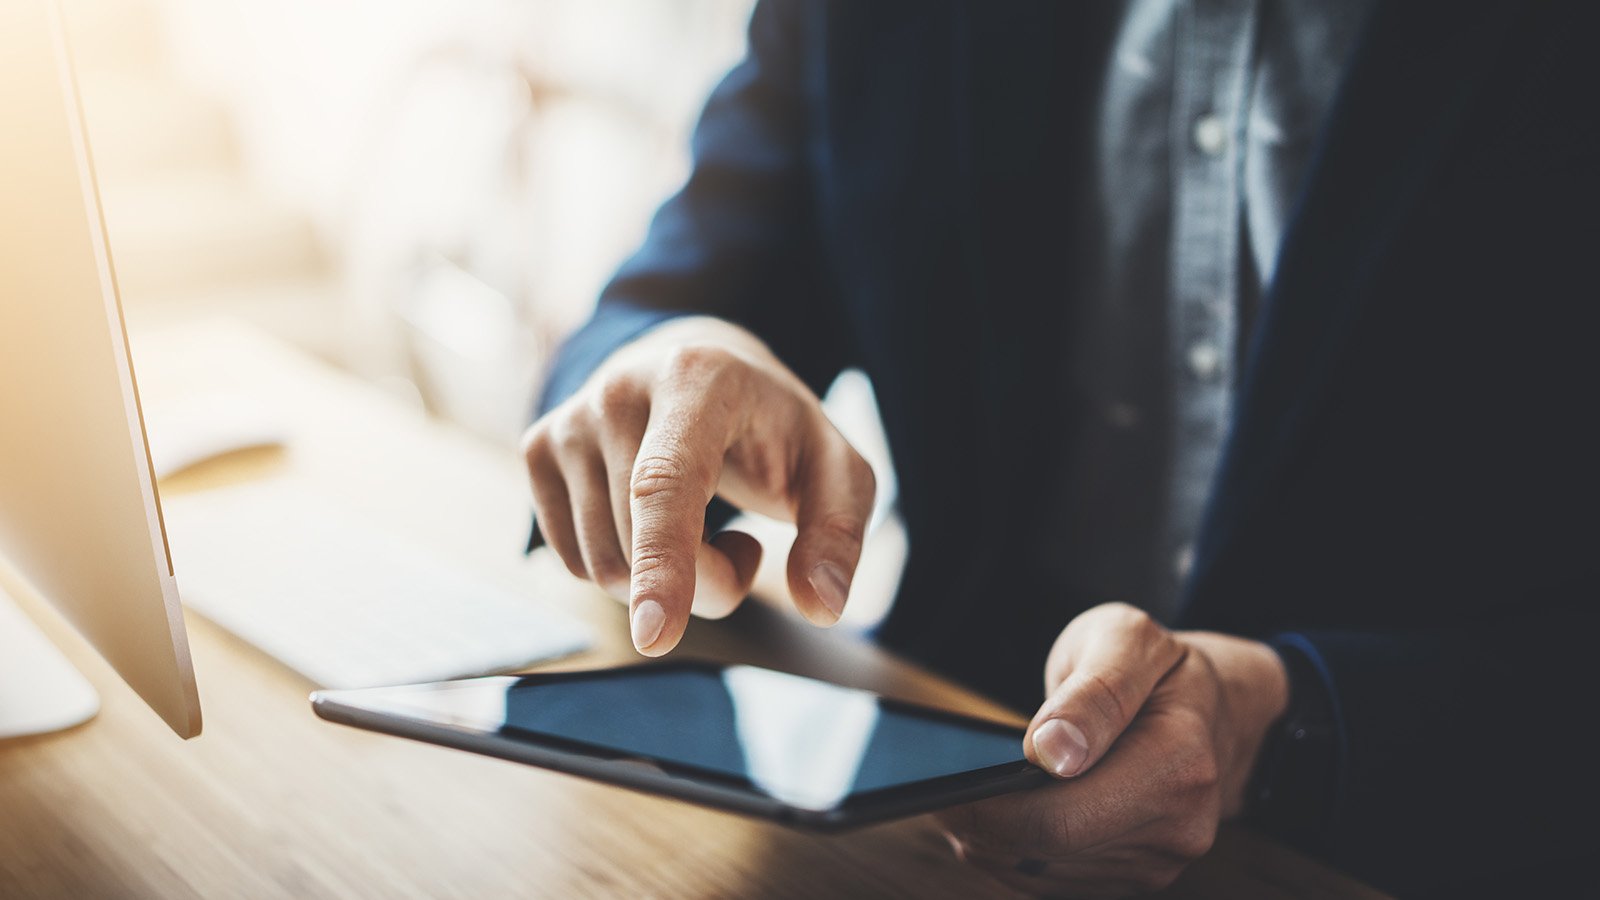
[0,588,99,739]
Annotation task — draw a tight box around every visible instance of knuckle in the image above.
[520,423,551,463]
[1072,668,1133,727]
[1085,601,1179,662]
[592,373,641,420]
[1137,614,1170,648]
[1103,600,1143,618]
[630,454,697,503]
[549,419,590,458]
[627,547,685,584]
[815,511,867,547]
[661,343,738,385]
[730,441,789,497]
[1111,601,1158,635]
[1066,601,1147,643]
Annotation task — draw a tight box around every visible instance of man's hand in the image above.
[938,603,1289,898]
[521,316,875,655]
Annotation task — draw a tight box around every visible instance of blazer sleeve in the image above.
[527,0,848,552]
[536,0,849,417]
[1268,606,1598,896]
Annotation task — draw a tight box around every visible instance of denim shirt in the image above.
[1062,0,1370,619]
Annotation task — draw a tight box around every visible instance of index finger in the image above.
[625,385,736,655]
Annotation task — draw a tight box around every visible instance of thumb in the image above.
[784,425,876,626]
[1024,605,1186,778]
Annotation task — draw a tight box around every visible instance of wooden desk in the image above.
[0,321,1386,899]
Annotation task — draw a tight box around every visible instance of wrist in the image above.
[1180,632,1290,819]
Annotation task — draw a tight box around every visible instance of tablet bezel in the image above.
[310,660,1049,831]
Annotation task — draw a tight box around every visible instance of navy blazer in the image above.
[534,2,1597,894]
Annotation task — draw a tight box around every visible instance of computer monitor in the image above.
[0,0,202,739]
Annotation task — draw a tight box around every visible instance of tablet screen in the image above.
[362,663,1031,812]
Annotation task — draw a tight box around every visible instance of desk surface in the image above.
[0,321,1386,899]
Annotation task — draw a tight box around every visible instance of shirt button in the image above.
[1187,341,1221,379]
[1193,114,1228,157]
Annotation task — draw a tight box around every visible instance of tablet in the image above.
[311,660,1048,830]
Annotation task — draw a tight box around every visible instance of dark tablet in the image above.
[311,660,1048,830]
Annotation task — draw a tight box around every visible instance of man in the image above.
[522,2,1596,896]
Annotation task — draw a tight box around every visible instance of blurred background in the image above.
[68,0,749,439]
[64,0,904,627]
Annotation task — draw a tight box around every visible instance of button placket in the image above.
[1163,0,1259,602]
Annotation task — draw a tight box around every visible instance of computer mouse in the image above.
[143,392,290,480]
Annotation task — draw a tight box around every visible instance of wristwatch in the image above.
[1245,636,1340,849]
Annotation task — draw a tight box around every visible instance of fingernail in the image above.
[631,599,666,652]
[1032,719,1089,778]
[808,562,850,619]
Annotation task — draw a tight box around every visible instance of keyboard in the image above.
[161,482,592,689]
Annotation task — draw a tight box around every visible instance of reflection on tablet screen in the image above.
[487,665,1026,811]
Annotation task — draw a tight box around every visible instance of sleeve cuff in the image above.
[1246,633,1347,850]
